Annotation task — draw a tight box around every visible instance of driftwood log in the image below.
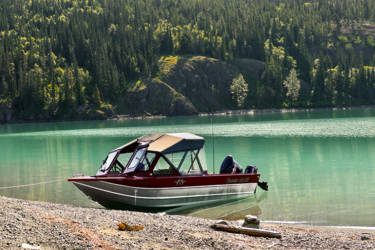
[211,223,281,239]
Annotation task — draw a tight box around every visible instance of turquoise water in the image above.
[0,108,374,226]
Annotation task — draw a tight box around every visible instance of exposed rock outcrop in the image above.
[120,56,246,116]
[121,78,197,116]
[160,56,239,112]
[78,104,115,120]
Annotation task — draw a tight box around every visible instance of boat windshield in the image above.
[124,148,147,173]
[98,151,118,174]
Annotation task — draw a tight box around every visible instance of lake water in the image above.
[0,108,374,226]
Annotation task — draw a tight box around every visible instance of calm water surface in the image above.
[0,108,374,226]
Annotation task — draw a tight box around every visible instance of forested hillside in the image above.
[1,0,375,122]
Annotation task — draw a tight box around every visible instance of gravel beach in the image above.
[0,195,374,249]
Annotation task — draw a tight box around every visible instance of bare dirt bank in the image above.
[0,195,374,249]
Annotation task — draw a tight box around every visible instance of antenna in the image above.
[210,84,215,174]
[211,114,215,174]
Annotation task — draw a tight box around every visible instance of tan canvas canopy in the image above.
[116,133,205,154]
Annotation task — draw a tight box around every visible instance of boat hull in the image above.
[71,180,257,208]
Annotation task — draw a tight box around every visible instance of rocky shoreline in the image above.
[2,105,374,125]
[1,195,374,249]
[197,105,375,116]
[112,105,375,121]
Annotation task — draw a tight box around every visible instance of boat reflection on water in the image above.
[165,190,268,220]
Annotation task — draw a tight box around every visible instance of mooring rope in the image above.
[0,178,66,190]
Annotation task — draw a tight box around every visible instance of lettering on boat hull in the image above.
[226,178,250,184]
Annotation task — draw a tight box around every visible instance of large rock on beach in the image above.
[242,215,260,229]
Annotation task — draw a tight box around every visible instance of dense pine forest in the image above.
[1,0,375,122]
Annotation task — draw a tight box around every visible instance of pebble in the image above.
[0,195,374,249]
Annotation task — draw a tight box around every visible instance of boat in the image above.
[68,133,266,209]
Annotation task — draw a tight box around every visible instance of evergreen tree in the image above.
[312,59,327,106]
[0,0,374,121]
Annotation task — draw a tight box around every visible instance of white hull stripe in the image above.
[98,180,257,190]
[73,181,255,200]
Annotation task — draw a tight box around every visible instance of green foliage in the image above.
[158,56,179,77]
[283,68,301,104]
[0,0,375,121]
[230,74,248,108]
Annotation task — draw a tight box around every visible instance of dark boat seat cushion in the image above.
[135,162,146,172]
[220,155,243,174]
[220,155,233,173]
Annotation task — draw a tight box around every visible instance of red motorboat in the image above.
[68,133,266,209]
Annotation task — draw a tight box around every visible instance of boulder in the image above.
[242,215,260,229]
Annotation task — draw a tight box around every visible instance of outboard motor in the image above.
[245,165,258,174]
[220,155,243,174]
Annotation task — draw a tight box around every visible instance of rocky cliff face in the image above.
[121,78,197,116]
[160,56,239,112]
[121,56,251,116]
